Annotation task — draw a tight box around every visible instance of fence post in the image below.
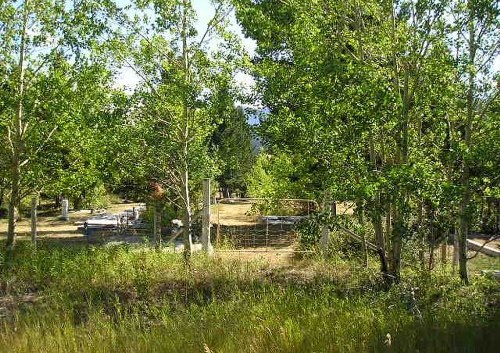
[202,178,213,254]
[153,202,162,249]
[61,198,69,221]
[320,195,332,250]
[266,217,269,251]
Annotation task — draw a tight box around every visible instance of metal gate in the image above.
[213,198,317,250]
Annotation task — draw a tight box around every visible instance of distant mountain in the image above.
[244,108,267,153]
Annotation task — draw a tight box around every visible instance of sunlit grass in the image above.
[0,243,498,352]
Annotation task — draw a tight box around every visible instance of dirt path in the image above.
[471,237,500,249]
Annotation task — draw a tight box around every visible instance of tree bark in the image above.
[457,0,477,284]
[31,196,37,247]
[369,133,388,275]
[202,178,213,254]
[181,0,193,259]
[6,0,30,251]
[390,209,403,283]
[441,235,448,265]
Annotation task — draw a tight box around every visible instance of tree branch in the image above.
[19,125,58,168]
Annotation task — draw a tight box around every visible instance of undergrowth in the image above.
[0,242,498,353]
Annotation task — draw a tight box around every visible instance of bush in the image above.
[81,184,109,210]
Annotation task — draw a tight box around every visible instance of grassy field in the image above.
[0,242,498,353]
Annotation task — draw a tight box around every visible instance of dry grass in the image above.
[215,246,298,265]
[213,202,258,226]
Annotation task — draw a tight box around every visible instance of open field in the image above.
[1,201,498,266]
[214,202,258,226]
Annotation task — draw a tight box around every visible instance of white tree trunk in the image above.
[7,0,30,251]
[202,178,213,254]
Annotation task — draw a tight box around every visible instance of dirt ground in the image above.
[212,200,355,226]
[471,237,500,249]
[0,202,145,242]
[213,202,258,226]
[0,201,497,270]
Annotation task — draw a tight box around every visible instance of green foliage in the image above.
[296,212,372,256]
[35,62,128,207]
[210,106,255,196]
[79,184,110,210]
[296,212,326,250]
[108,0,247,231]
[234,0,500,281]
[246,153,314,200]
[0,0,125,230]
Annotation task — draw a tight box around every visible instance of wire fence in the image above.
[216,223,298,249]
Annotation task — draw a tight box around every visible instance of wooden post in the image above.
[153,203,161,248]
[266,217,269,251]
[31,196,37,247]
[216,204,220,247]
[202,178,213,254]
[320,196,332,250]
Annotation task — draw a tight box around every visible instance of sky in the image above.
[112,1,498,99]
[113,0,257,93]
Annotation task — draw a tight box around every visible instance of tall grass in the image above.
[0,242,498,352]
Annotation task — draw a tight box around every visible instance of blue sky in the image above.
[113,0,256,94]
[113,1,498,97]
[111,0,255,55]
[115,0,217,27]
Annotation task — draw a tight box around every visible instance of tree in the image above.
[0,0,119,250]
[450,0,499,283]
[115,0,245,255]
[36,58,129,210]
[210,104,255,198]
[234,0,468,282]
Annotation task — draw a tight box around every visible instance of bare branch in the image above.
[122,56,160,96]
[476,41,500,72]
[19,125,58,168]
[197,3,235,48]
[24,44,63,90]
[6,126,15,154]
